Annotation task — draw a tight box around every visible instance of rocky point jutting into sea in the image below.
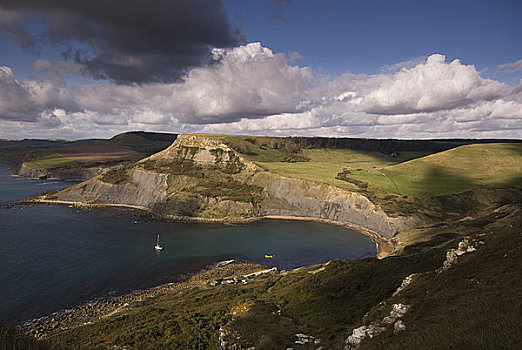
[33,134,415,253]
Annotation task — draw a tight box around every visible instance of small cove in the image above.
[0,166,376,322]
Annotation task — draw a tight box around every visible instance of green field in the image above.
[208,134,431,189]
[256,148,431,190]
[27,150,77,169]
[209,135,522,197]
[347,143,522,196]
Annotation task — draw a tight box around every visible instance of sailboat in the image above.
[154,234,163,251]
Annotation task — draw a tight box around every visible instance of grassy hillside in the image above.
[207,134,432,190]
[26,149,77,169]
[346,143,522,196]
[53,131,177,167]
[9,132,178,172]
[102,131,178,154]
[208,135,522,197]
[54,144,142,165]
[0,139,99,170]
[256,148,431,191]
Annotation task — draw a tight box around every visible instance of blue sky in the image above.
[2,0,521,82]
[0,0,521,139]
[226,0,522,81]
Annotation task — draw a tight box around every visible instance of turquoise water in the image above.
[0,166,376,322]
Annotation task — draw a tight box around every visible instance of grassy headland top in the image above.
[205,134,522,197]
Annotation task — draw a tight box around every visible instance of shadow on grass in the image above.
[394,165,476,197]
[361,205,522,350]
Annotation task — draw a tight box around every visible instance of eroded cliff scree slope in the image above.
[53,134,412,238]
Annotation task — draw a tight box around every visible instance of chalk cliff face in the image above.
[52,134,414,238]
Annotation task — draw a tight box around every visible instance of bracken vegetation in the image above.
[0,322,51,350]
[34,189,521,349]
[99,168,131,185]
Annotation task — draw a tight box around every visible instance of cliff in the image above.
[17,162,109,181]
[259,177,412,238]
[50,134,415,240]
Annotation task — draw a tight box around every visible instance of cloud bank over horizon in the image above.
[0,43,521,140]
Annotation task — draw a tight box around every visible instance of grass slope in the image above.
[256,148,430,190]
[347,143,522,196]
[24,132,177,170]
[27,149,77,169]
[55,144,142,165]
[207,134,432,190]
[209,135,522,197]
[103,131,177,154]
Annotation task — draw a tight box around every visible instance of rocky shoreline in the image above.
[22,262,266,340]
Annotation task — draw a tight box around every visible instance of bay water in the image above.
[0,166,376,322]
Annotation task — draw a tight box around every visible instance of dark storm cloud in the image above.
[0,0,242,84]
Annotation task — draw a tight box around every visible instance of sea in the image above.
[0,166,376,323]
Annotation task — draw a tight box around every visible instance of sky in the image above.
[0,0,521,140]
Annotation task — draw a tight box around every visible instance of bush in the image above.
[100,168,131,184]
[155,196,201,216]
[0,322,51,350]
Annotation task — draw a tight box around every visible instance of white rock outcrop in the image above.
[392,273,418,296]
[344,303,410,349]
[393,319,407,334]
[441,238,477,272]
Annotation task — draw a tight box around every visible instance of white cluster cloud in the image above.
[0,43,521,139]
[42,42,313,128]
[360,54,507,115]
[0,66,76,124]
[172,43,314,122]
[0,66,35,121]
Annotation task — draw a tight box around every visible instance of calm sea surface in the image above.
[0,166,376,322]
